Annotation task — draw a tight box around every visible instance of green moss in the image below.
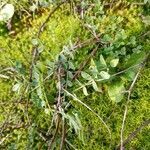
[70,66,150,149]
[0,1,149,149]
[0,8,80,99]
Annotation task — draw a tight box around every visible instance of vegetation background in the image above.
[0,0,149,149]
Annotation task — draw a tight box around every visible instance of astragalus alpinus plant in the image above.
[0,0,149,149]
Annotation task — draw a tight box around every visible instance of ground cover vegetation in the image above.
[0,0,150,149]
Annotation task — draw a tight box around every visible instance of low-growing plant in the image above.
[0,0,149,149]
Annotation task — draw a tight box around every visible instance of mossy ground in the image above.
[0,1,149,149]
[70,66,150,150]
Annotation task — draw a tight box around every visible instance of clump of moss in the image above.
[0,1,149,149]
[70,65,150,149]
[0,6,80,99]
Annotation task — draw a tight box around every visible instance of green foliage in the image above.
[0,0,149,149]
[70,66,150,149]
[108,80,125,102]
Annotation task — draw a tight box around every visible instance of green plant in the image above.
[0,0,149,149]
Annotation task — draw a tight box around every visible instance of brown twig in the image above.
[60,118,66,150]
[47,36,103,149]
[48,66,63,149]
[37,1,67,38]
[0,100,32,106]
[120,53,150,150]
[72,36,101,50]
[0,123,29,146]
[104,2,146,6]
[27,1,68,128]
[117,119,150,149]
[29,0,67,83]
[120,68,143,150]
[0,95,25,135]
[48,114,61,150]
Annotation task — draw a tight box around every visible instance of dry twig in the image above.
[120,53,150,150]
[29,0,67,83]
[117,119,150,149]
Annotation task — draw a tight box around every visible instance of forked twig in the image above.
[29,0,67,83]
[120,53,150,150]
[48,114,61,150]
[120,67,142,150]
[117,119,150,149]
[27,1,68,130]
[48,66,62,149]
